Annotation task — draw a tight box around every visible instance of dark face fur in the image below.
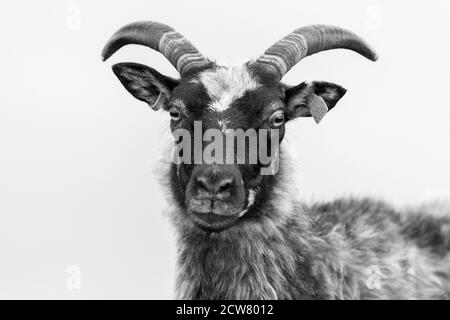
[112,62,347,232]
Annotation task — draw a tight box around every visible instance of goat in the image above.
[102,21,450,299]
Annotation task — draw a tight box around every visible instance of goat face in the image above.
[166,65,286,232]
[111,63,347,231]
[102,22,376,232]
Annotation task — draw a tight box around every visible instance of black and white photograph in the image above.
[1,0,450,307]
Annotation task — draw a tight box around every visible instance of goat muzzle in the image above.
[185,164,246,231]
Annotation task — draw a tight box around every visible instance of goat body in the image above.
[165,155,450,300]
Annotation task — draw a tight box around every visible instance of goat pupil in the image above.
[273,115,284,125]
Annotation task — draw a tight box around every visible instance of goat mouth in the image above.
[188,210,241,232]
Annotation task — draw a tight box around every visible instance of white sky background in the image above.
[0,0,449,299]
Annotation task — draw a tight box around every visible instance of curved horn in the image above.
[102,21,211,76]
[252,25,378,80]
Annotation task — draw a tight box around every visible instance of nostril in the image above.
[214,178,234,201]
[216,178,233,193]
[195,176,211,193]
[195,176,234,197]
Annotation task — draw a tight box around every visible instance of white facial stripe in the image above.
[247,188,258,206]
[238,188,259,218]
[198,65,261,112]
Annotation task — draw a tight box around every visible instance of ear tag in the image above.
[148,92,166,111]
[308,94,328,124]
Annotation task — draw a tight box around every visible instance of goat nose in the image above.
[196,175,234,199]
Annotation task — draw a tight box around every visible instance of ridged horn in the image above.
[101,21,211,76]
[253,25,378,80]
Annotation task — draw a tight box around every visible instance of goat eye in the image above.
[269,110,285,127]
[169,107,181,121]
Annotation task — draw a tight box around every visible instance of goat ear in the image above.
[285,81,347,124]
[112,62,179,110]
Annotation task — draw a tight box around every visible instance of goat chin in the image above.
[154,140,450,300]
